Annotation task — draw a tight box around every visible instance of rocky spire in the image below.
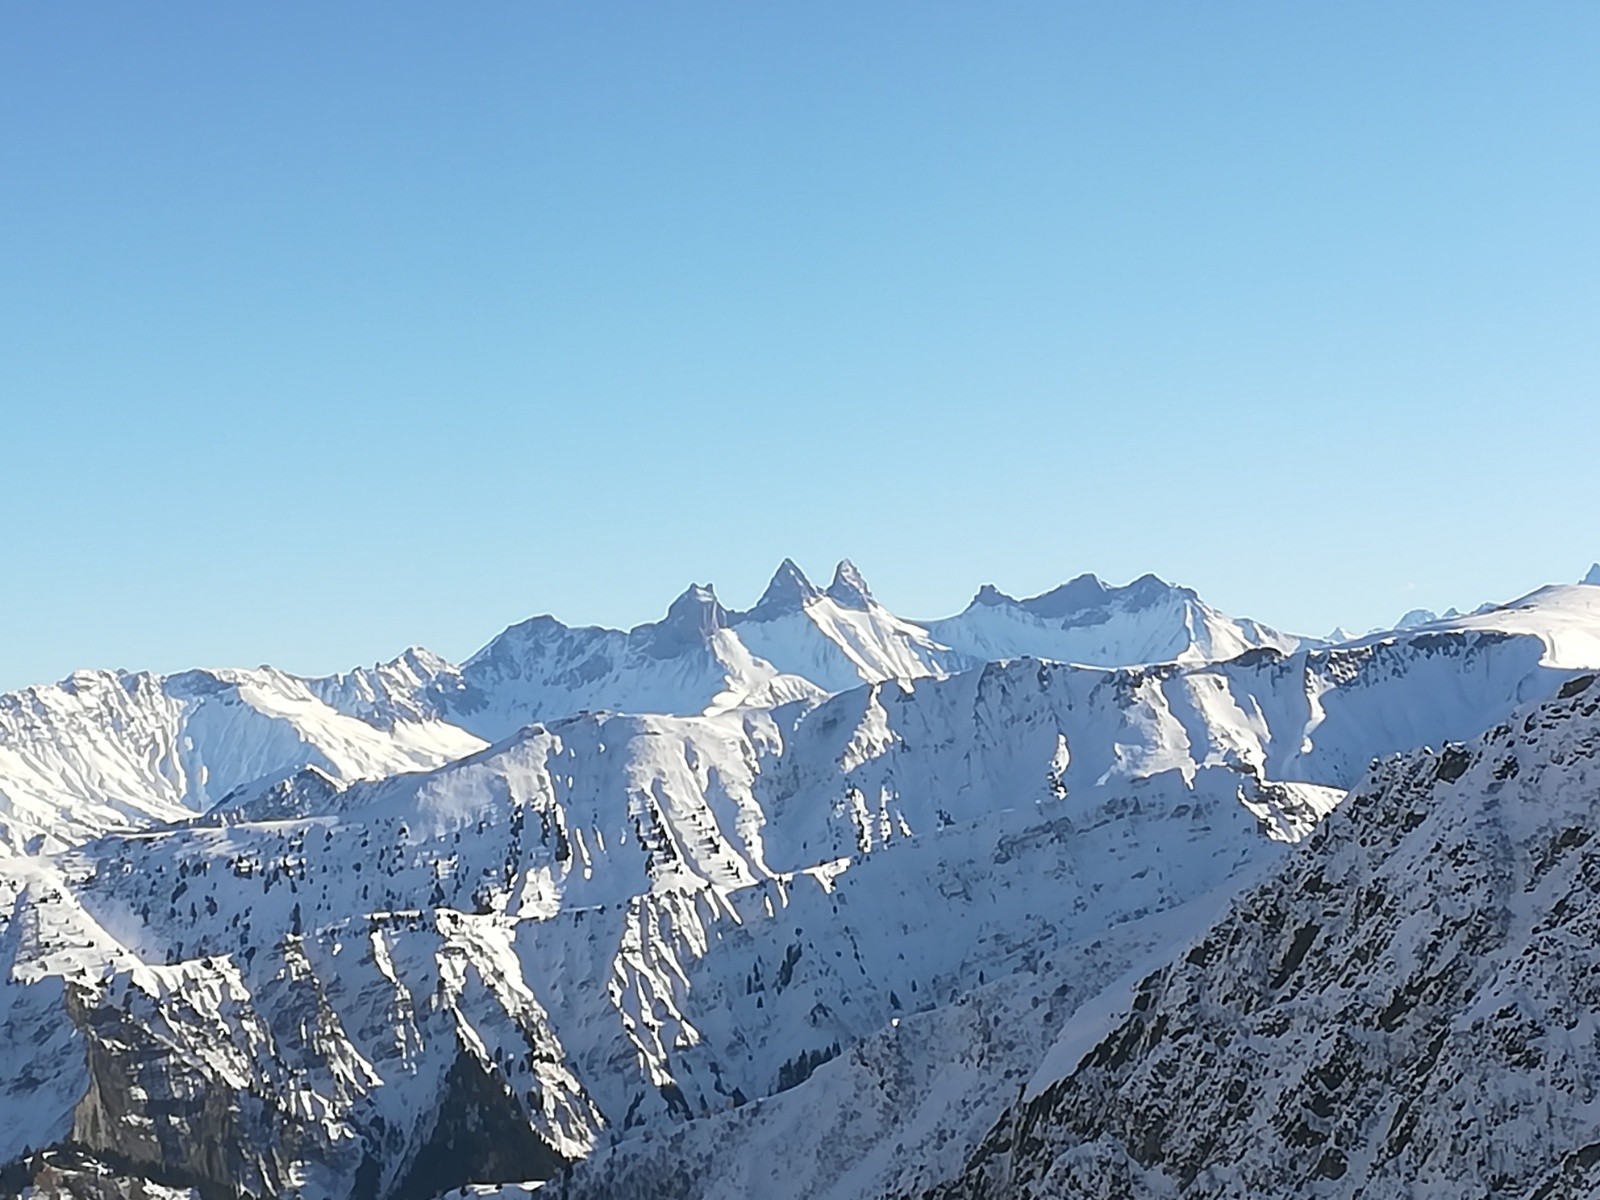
[642,584,728,655]
[826,559,873,608]
[971,583,1018,608]
[751,558,822,614]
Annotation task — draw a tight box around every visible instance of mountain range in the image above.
[0,562,1301,856]
[4,561,1600,1200]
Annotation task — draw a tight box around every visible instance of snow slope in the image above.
[4,568,1599,1200]
[0,714,1329,1200]
[0,562,1311,858]
[3,580,1596,1199]
[727,560,966,694]
[345,564,1314,746]
[923,670,1600,1199]
[437,583,822,743]
[0,668,483,856]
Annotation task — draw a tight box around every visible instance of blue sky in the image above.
[3,2,1597,690]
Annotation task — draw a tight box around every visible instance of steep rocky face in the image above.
[2,1148,203,1199]
[0,908,600,1200]
[921,674,1600,1200]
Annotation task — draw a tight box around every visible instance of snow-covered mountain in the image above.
[727,560,966,695]
[5,564,1599,1200]
[927,572,1303,666]
[432,582,822,743]
[4,581,1599,1199]
[303,561,1308,745]
[1394,604,1463,629]
[919,669,1600,1199]
[0,562,1300,858]
[436,560,963,740]
[0,667,483,856]
[1583,562,1600,586]
[0,685,1336,1200]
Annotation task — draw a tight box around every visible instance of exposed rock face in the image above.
[2,1149,202,1200]
[920,675,1600,1200]
[385,1052,566,1200]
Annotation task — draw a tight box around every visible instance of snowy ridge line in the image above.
[1,564,1597,1199]
[4,582,1598,1198]
[0,560,1308,856]
[918,671,1600,1199]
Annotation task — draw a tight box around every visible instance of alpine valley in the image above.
[5,560,1600,1200]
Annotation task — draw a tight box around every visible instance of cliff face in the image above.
[922,674,1600,1200]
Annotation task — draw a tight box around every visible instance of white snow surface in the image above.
[2,565,1597,1200]
[0,667,483,856]
[927,670,1600,1199]
[0,562,1304,857]
[926,573,1303,667]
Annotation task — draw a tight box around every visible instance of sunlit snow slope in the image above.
[923,671,1600,1199]
[0,561,1304,856]
[3,581,1597,1199]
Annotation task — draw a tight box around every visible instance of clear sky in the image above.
[3,2,1597,691]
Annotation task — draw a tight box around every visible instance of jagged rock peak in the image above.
[1584,562,1600,586]
[827,559,873,608]
[389,645,455,674]
[750,558,822,613]
[973,583,1017,607]
[632,583,728,659]
[1025,572,1190,618]
[963,572,1191,618]
[1021,572,1111,617]
[658,583,728,635]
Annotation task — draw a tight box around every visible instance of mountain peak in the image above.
[827,559,873,608]
[973,583,1017,608]
[750,558,822,614]
[1396,607,1439,630]
[663,583,725,629]
[1020,573,1111,619]
[391,645,454,675]
[1584,563,1600,586]
[636,583,729,659]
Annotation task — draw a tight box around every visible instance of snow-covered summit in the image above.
[741,558,824,618]
[1395,605,1463,629]
[1353,583,1600,671]
[928,571,1303,666]
[446,583,819,741]
[825,558,874,608]
[727,559,965,693]
[2,559,1599,1199]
